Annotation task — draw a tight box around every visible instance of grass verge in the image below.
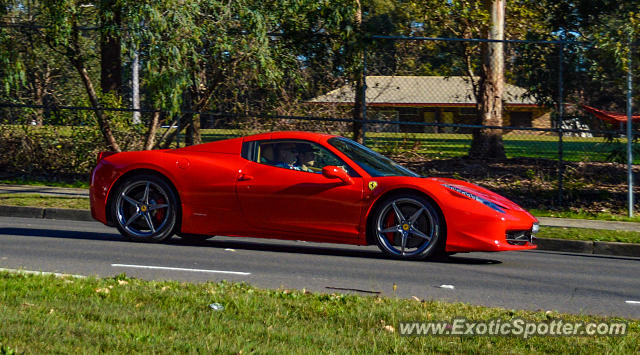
[531,209,640,224]
[537,227,640,244]
[0,178,89,189]
[0,272,638,354]
[0,193,90,210]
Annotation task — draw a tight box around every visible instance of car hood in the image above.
[428,177,528,212]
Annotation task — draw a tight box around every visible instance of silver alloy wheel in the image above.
[115,180,171,238]
[375,197,438,258]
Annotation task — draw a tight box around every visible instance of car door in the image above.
[236,139,365,241]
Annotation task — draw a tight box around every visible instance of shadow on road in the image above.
[0,227,121,241]
[171,238,503,265]
[1,227,502,265]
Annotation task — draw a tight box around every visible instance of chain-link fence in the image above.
[356,36,639,213]
[0,26,638,214]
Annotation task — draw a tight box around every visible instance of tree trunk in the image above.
[74,61,121,152]
[184,87,202,146]
[143,111,160,150]
[469,0,506,159]
[33,78,44,126]
[185,114,201,146]
[100,0,122,95]
[68,12,121,152]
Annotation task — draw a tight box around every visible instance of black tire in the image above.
[369,193,444,260]
[112,174,178,242]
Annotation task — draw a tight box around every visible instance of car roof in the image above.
[242,131,338,143]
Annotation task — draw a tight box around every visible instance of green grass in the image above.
[0,272,638,354]
[537,227,640,244]
[0,193,90,210]
[0,178,89,189]
[531,209,640,223]
[362,133,639,163]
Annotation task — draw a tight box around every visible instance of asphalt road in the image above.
[1,216,640,319]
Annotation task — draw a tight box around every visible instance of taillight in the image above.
[97,151,117,165]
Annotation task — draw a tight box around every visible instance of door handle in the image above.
[238,173,254,181]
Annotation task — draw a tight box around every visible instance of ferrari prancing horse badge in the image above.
[368,181,378,191]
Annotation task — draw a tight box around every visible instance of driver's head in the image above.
[277,143,297,165]
[297,145,316,165]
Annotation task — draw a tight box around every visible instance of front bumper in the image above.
[444,208,538,253]
[506,223,538,246]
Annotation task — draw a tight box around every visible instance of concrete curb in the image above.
[0,205,638,258]
[536,238,640,257]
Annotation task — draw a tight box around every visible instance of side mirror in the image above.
[322,166,353,184]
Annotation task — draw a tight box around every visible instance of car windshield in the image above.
[328,137,420,177]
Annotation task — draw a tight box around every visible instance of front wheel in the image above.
[112,174,178,242]
[370,194,444,260]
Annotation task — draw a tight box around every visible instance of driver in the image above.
[296,144,321,173]
[273,142,301,170]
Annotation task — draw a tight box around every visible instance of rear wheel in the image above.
[370,194,443,260]
[112,174,178,242]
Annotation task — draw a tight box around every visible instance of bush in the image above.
[0,123,143,180]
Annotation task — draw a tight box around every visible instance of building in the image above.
[309,76,551,133]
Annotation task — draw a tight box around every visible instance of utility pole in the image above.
[132,50,140,124]
[626,36,634,217]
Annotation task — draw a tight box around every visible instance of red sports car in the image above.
[90,131,538,260]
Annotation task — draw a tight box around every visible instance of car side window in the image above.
[256,140,355,175]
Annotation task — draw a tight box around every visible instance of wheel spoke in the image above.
[408,207,425,224]
[391,202,405,222]
[148,203,169,211]
[122,194,139,206]
[125,212,141,227]
[143,182,151,204]
[401,233,408,255]
[379,225,402,234]
[143,212,156,233]
[410,226,430,240]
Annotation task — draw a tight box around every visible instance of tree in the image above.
[99,0,121,95]
[39,0,121,151]
[469,0,506,159]
[0,0,79,125]
[409,0,553,158]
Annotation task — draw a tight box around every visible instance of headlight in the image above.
[531,222,540,235]
[443,184,506,214]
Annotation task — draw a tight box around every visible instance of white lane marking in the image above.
[0,267,85,278]
[111,264,251,275]
[625,300,640,305]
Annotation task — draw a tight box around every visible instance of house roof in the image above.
[309,76,538,107]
